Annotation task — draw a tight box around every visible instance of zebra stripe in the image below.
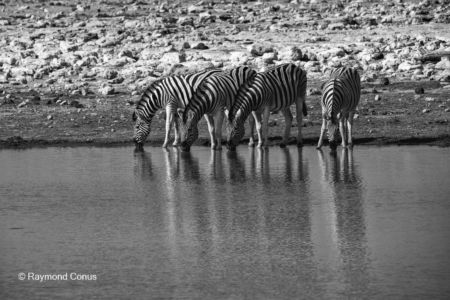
[227,63,307,150]
[317,67,361,150]
[179,66,257,151]
[132,69,220,149]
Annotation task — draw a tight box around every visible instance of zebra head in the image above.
[132,111,151,151]
[227,109,245,151]
[178,108,199,152]
[325,114,339,151]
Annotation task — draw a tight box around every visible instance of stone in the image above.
[160,51,186,64]
[191,42,209,50]
[435,56,450,70]
[103,69,118,80]
[229,51,250,66]
[247,43,274,56]
[17,99,29,108]
[380,77,390,85]
[415,87,425,94]
[99,85,115,95]
[374,95,381,101]
[277,46,302,61]
[328,22,345,30]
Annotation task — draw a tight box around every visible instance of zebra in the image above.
[177,66,257,152]
[316,67,361,151]
[132,69,220,151]
[227,63,308,151]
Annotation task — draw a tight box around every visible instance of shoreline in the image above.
[2,135,449,150]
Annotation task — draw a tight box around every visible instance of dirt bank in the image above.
[1,0,449,149]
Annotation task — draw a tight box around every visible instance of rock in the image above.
[47,115,53,120]
[109,76,125,84]
[277,46,302,61]
[168,61,215,75]
[181,42,190,49]
[31,95,40,104]
[17,99,30,108]
[188,5,204,14]
[307,88,321,96]
[103,69,118,80]
[99,85,115,95]
[229,51,250,66]
[198,12,216,23]
[435,56,450,70]
[60,41,79,52]
[374,95,381,101]
[261,52,277,64]
[422,108,431,113]
[317,48,345,61]
[70,100,84,108]
[328,22,345,30]
[160,51,186,64]
[191,42,209,50]
[372,52,384,60]
[415,87,425,94]
[178,17,195,27]
[380,77,390,85]
[247,43,274,56]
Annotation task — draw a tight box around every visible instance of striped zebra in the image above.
[132,69,220,150]
[177,66,257,152]
[227,63,308,151]
[317,67,361,151]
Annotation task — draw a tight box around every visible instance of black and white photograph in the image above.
[1,0,450,299]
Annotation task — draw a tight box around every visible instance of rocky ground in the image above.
[1,0,449,149]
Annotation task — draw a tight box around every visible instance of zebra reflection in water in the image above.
[317,148,369,296]
[133,147,319,295]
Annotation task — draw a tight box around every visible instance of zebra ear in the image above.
[132,111,137,121]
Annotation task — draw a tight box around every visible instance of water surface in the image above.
[1,146,449,299]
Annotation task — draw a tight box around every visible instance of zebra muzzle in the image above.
[134,140,144,151]
[180,142,191,152]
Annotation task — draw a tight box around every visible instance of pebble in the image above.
[415,87,425,94]
[99,85,115,96]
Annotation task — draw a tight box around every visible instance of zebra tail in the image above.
[132,111,137,121]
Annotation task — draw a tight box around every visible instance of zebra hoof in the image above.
[248,142,255,148]
[297,142,304,148]
[347,143,354,149]
[279,143,286,148]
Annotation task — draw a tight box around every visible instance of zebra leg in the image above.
[252,111,263,148]
[172,115,181,147]
[162,109,173,148]
[205,114,216,150]
[215,110,224,150]
[317,118,326,149]
[296,100,304,147]
[339,117,347,147]
[262,107,270,148]
[347,112,355,149]
[281,107,293,148]
[248,113,256,147]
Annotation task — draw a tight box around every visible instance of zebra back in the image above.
[184,66,257,122]
[133,69,219,122]
[321,67,361,122]
[228,63,307,123]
